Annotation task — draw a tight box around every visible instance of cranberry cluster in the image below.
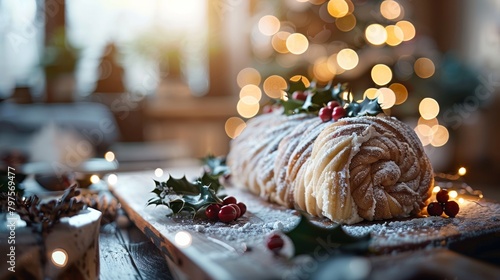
[319,101,346,122]
[427,189,460,217]
[205,196,247,223]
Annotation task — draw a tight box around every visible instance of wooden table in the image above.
[105,168,500,280]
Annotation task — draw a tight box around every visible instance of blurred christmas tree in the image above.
[230,0,480,152]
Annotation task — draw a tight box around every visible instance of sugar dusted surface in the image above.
[113,171,500,256]
[343,199,500,253]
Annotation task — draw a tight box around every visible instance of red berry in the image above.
[205,204,220,220]
[223,196,237,205]
[218,205,237,223]
[436,190,449,203]
[229,204,241,218]
[266,234,284,252]
[427,202,443,216]
[327,101,340,110]
[319,107,333,122]
[444,201,460,217]
[331,106,346,121]
[237,202,247,216]
[292,91,308,101]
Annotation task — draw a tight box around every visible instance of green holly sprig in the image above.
[279,79,383,118]
[147,156,228,217]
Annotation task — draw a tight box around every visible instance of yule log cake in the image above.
[228,82,433,225]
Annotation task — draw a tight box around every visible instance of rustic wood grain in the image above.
[109,169,500,280]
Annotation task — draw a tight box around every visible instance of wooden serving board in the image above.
[109,168,500,280]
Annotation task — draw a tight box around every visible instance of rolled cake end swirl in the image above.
[228,114,434,225]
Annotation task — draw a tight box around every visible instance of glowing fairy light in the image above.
[458,167,467,176]
[90,175,100,184]
[51,249,68,267]
[458,198,465,204]
[175,231,192,248]
[104,151,115,162]
[432,186,441,193]
[449,190,458,199]
[154,168,164,177]
[107,174,118,185]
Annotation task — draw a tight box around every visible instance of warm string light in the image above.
[432,168,484,204]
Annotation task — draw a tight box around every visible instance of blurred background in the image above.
[0,0,499,197]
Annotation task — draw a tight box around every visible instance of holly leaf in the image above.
[198,172,223,194]
[356,97,383,116]
[148,172,224,216]
[285,212,371,256]
[202,155,229,176]
[182,185,221,213]
[280,98,306,116]
[165,176,200,196]
[287,78,308,94]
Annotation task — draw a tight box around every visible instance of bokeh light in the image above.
[90,175,100,184]
[272,31,291,54]
[154,168,164,177]
[385,25,404,46]
[174,231,192,248]
[335,14,356,32]
[380,0,402,20]
[263,75,287,98]
[458,167,467,176]
[396,20,416,41]
[419,97,440,119]
[51,249,68,267]
[414,57,435,78]
[327,54,345,75]
[376,87,396,109]
[107,174,118,185]
[237,97,260,118]
[430,125,449,147]
[239,84,262,101]
[363,88,378,99]
[336,48,359,70]
[313,57,336,82]
[449,190,458,199]
[418,116,439,128]
[327,0,349,18]
[104,151,115,162]
[225,117,246,139]
[258,15,280,36]
[365,24,387,45]
[237,68,261,88]
[286,33,309,54]
[371,64,393,85]
[389,83,408,105]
